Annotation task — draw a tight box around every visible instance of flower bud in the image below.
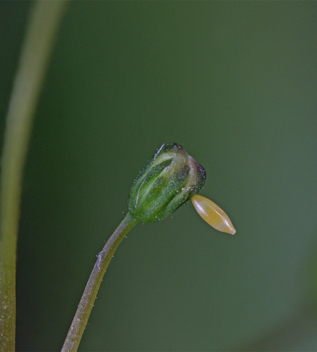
[128,143,206,222]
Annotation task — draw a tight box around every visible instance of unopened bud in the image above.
[128,143,206,222]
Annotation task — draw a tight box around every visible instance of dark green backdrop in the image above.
[1,1,317,351]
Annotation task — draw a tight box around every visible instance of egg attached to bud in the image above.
[191,194,236,235]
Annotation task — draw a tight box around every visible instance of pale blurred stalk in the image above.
[0,2,67,351]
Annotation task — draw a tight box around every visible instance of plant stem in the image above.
[61,212,138,352]
[0,2,67,351]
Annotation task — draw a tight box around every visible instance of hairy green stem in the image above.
[0,2,67,351]
[61,213,138,352]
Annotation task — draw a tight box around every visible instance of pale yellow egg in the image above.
[191,194,236,235]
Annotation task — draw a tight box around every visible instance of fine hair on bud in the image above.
[128,143,206,222]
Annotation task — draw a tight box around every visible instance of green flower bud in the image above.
[128,143,206,222]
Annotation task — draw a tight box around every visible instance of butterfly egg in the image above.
[191,194,236,235]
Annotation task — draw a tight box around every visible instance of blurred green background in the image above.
[1,1,317,351]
